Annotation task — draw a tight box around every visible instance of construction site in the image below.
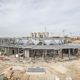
[0,32,80,80]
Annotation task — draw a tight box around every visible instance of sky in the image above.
[0,0,80,37]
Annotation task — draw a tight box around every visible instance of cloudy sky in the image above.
[0,0,80,37]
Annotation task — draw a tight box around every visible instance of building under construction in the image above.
[0,32,80,60]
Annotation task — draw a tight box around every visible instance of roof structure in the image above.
[26,39,35,45]
[32,44,80,50]
[0,44,80,50]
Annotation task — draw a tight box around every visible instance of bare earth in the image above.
[0,57,80,80]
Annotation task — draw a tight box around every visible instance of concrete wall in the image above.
[24,49,29,58]
[4,48,18,55]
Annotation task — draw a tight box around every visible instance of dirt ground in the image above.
[0,57,80,80]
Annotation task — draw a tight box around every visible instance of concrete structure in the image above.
[31,32,49,38]
[27,67,45,75]
[0,34,80,60]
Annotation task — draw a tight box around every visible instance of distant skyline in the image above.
[0,0,80,37]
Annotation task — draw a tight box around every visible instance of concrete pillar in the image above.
[77,49,80,56]
[44,50,47,58]
[52,50,54,57]
[73,49,74,55]
[4,48,7,54]
[33,50,35,58]
[58,49,62,58]
[18,48,19,55]
[7,47,10,56]
[62,50,64,59]
[17,48,20,61]
[24,49,29,58]
[76,49,79,57]
[68,49,71,60]
[15,48,18,54]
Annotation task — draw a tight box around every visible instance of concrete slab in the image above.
[27,67,45,75]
